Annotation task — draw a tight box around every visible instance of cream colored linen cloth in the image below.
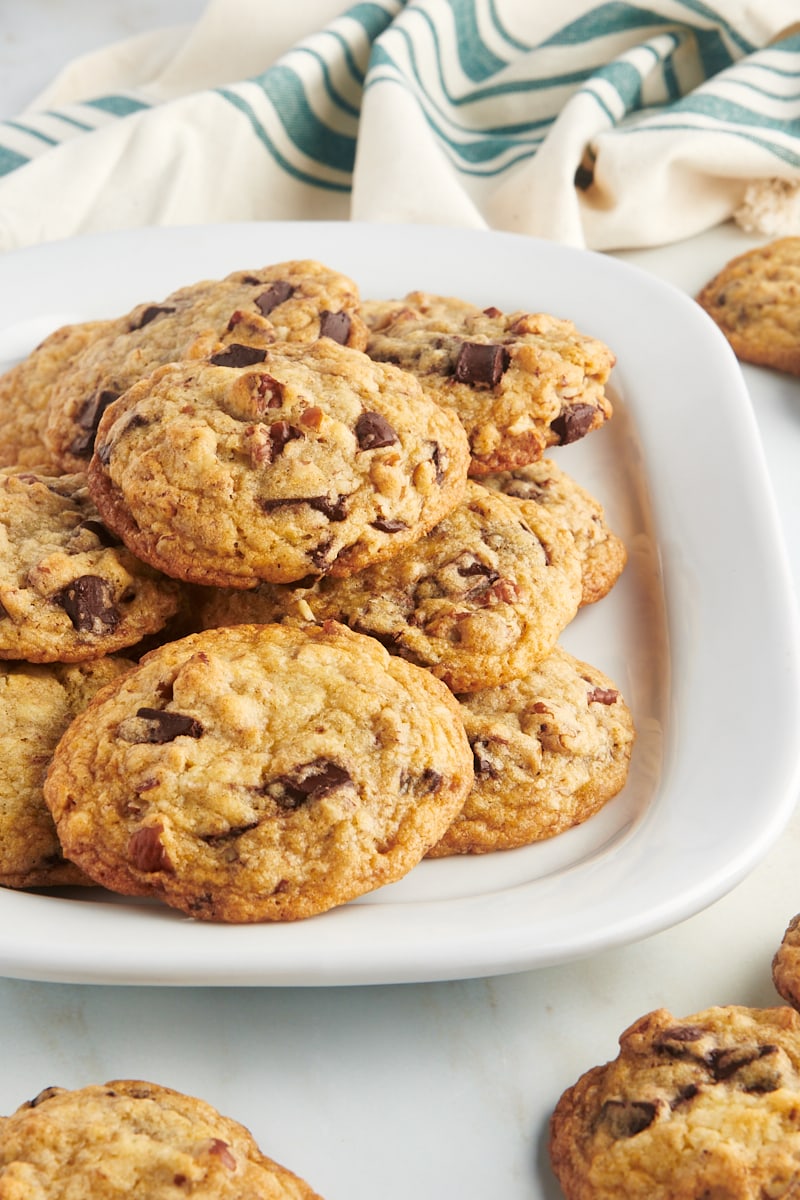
[0,0,798,252]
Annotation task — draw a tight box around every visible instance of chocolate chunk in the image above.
[598,1099,658,1139]
[454,342,510,387]
[658,1025,706,1046]
[75,519,121,547]
[0,598,9,620]
[371,517,408,533]
[472,738,502,779]
[399,768,442,795]
[587,686,618,705]
[428,442,445,485]
[267,421,303,459]
[69,389,120,457]
[551,403,598,445]
[503,477,549,501]
[255,281,295,315]
[55,575,120,634]
[262,759,352,809]
[201,821,260,844]
[355,411,399,450]
[128,824,172,873]
[706,1044,778,1083]
[318,310,351,344]
[670,1084,699,1108]
[210,344,268,368]
[130,304,176,331]
[128,707,204,744]
[260,494,348,521]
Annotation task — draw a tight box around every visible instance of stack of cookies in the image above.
[0,257,634,922]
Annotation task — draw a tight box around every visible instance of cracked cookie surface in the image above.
[362,291,614,475]
[87,342,470,588]
[0,1079,322,1199]
[43,621,473,922]
[550,1004,800,1200]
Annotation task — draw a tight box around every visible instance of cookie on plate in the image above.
[43,258,369,473]
[550,1004,800,1200]
[773,914,800,1012]
[0,469,182,662]
[192,481,582,693]
[0,656,134,889]
[362,291,615,475]
[427,646,634,856]
[481,459,626,606]
[87,342,470,588]
[696,237,800,374]
[43,621,474,922]
[0,1078,322,1198]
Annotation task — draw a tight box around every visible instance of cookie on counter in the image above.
[43,621,474,922]
[87,342,470,588]
[362,291,615,475]
[550,1004,800,1200]
[481,459,626,606]
[192,481,582,693]
[773,914,800,1012]
[43,258,369,473]
[696,237,800,374]
[427,646,634,856]
[0,1079,323,1198]
[0,656,134,889]
[0,469,183,662]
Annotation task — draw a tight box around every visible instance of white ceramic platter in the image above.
[0,221,798,986]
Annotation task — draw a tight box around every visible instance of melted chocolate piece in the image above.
[268,421,303,458]
[69,389,120,457]
[318,310,351,344]
[454,342,510,387]
[128,707,204,744]
[260,494,348,522]
[0,598,9,620]
[262,759,352,809]
[210,344,268,368]
[371,517,408,533]
[255,281,295,315]
[472,738,502,779]
[55,575,120,634]
[355,411,399,451]
[551,403,598,445]
[598,1099,658,1139]
[130,304,176,331]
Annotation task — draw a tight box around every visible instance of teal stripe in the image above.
[670,91,800,132]
[673,0,755,54]
[3,120,58,146]
[46,110,94,132]
[291,46,362,118]
[623,118,800,168]
[216,87,351,192]
[83,95,149,117]
[402,4,507,84]
[253,64,356,171]
[487,0,534,54]
[0,145,28,176]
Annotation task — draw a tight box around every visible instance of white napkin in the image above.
[1,0,799,252]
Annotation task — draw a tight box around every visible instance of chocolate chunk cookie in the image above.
[481,459,626,606]
[43,622,473,922]
[87,342,470,588]
[191,481,582,693]
[362,291,615,475]
[550,1004,800,1200]
[428,646,634,856]
[43,259,369,473]
[773,914,800,1012]
[0,469,182,662]
[0,1079,323,1198]
[0,656,134,889]
[696,237,800,374]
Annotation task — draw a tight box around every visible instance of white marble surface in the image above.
[1,7,800,1200]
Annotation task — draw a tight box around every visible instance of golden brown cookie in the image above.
[773,914,800,1012]
[427,646,634,856]
[362,291,615,475]
[481,459,626,606]
[550,1004,800,1200]
[43,621,473,922]
[190,481,582,693]
[0,1079,322,1198]
[0,656,134,889]
[0,469,183,662]
[87,342,470,588]
[696,237,800,374]
[43,259,369,473]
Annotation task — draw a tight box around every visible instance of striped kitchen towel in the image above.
[0,0,798,252]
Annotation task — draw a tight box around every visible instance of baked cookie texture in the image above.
[481,459,626,606]
[87,343,470,588]
[428,646,634,856]
[773,914,800,1012]
[0,1079,322,1198]
[0,469,182,662]
[0,656,133,889]
[696,237,800,374]
[43,621,474,922]
[190,481,582,693]
[43,259,369,473]
[549,1004,800,1200]
[362,291,615,475]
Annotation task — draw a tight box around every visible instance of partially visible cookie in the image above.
[773,914,800,1012]
[362,291,615,475]
[0,469,183,662]
[481,459,626,606]
[0,656,134,889]
[0,1078,323,1198]
[191,481,582,693]
[550,1004,800,1200]
[696,237,800,374]
[87,342,470,588]
[43,258,369,473]
[43,621,474,922]
[427,646,634,856]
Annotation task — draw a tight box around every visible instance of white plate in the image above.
[0,221,798,987]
